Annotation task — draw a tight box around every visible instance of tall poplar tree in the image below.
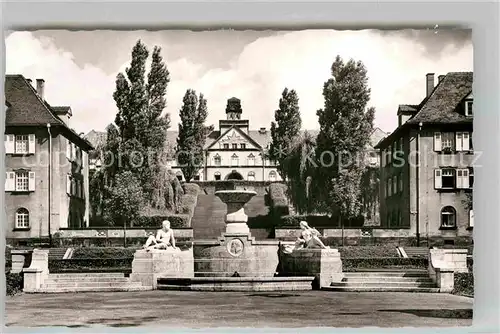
[176,90,208,182]
[314,56,375,222]
[269,88,302,178]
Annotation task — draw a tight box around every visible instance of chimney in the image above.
[259,127,267,134]
[426,73,435,97]
[36,79,45,99]
[438,75,445,83]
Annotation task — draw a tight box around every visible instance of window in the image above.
[441,206,457,228]
[248,154,255,166]
[435,169,455,189]
[15,135,29,154]
[232,143,238,149]
[456,132,470,151]
[269,170,277,181]
[240,143,246,149]
[456,169,470,189]
[231,154,239,166]
[465,100,473,116]
[387,177,392,196]
[223,143,229,149]
[247,171,255,181]
[15,208,29,229]
[193,174,200,181]
[214,172,221,181]
[441,132,454,150]
[469,167,474,187]
[214,154,221,166]
[16,171,29,191]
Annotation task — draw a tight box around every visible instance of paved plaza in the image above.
[6,291,472,328]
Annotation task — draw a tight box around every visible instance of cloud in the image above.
[6,29,473,136]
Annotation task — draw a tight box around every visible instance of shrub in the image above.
[49,258,133,272]
[183,183,200,196]
[71,247,138,259]
[342,257,427,271]
[278,215,333,227]
[338,245,400,258]
[132,214,191,228]
[179,194,197,217]
[269,183,289,215]
[453,272,474,297]
[6,272,23,296]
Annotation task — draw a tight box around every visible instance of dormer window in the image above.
[465,100,473,117]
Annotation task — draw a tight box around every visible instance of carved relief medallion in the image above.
[227,238,244,257]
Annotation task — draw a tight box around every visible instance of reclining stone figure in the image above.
[282,220,329,254]
[143,220,179,251]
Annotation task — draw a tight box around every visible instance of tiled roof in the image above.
[407,72,473,124]
[5,75,93,150]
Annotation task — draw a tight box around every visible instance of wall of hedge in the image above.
[268,183,289,216]
[342,257,427,271]
[6,272,23,296]
[49,258,133,273]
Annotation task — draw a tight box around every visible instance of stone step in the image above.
[343,271,429,278]
[48,273,125,279]
[194,271,279,277]
[33,285,151,293]
[44,277,130,283]
[332,282,436,288]
[323,286,440,292]
[342,277,434,283]
[41,281,143,289]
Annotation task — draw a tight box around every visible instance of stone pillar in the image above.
[22,249,49,293]
[130,248,194,289]
[281,248,343,288]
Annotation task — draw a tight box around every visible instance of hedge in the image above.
[179,194,197,218]
[269,183,289,216]
[183,183,201,196]
[453,272,474,297]
[71,247,138,259]
[6,272,23,296]
[342,257,427,271]
[132,214,190,228]
[49,258,133,272]
[278,215,332,227]
[338,245,400,258]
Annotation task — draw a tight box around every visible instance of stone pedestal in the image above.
[281,248,343,288]
[429,248,469,273]
[130,248,194,289]
[215,190,256,235]
[23,249,49,293]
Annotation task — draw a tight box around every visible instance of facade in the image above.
[375,72,474,245]
[4,75,93,245]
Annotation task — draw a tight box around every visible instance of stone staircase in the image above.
[36,273,149,293]
[48,248,70,260]
[402,247,429,258]
[324,270,439,292]
[191,194,271,240]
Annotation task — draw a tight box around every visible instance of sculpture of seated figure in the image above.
[283,220,329,254]
[143,220,178,251]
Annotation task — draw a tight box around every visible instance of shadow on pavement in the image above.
[380,309,473,319]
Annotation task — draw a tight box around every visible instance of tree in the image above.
[282,131,318,215]
[313,56,375,228]
[104,171,144,246]
[269,88,302,179]
[112,40,171,203]
[176,89,208,182]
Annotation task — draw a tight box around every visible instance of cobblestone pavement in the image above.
[6,290,473,328]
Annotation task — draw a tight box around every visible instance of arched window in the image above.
[214,154,221,166]
[214,171,221,181]
[231,153,239,166]
[247,171,256,181]
[441,206,456,228]
[269,170,277,181]
[16,208,29,229]
[175,171,183,181]
[247,153,255,166]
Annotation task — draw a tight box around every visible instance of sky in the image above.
[5,29,473,135]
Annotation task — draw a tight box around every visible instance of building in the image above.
[375,72,474,245]
[4,75,93,245]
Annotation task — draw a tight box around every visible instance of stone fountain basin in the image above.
[214,190,257,203]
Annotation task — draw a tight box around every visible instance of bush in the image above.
[133,214,191,228]
[179,194,197,217]
[49,258,133,272]
[278,215,333,227]
[6,272,23,296]
[342,257,427,271]
[269,183,289,215]
[72,247,138,259]
[338,245,400,258]
[453,272,474,297]
[183,183,200,196]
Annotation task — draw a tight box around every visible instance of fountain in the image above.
[214,189,257,234]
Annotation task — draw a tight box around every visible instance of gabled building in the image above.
[4,75,94,246]
[375,72,474,245]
